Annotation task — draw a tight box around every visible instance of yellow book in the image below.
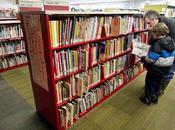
[56,21,58,47]
[49,21,53,47]
[60,20,62,46]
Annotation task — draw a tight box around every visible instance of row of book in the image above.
[0,40,25,56]
[133,31,149,44]
[125,62,144,82]
[90,35,133,65]
[58,73,124,129]
[49,16,145,47]
[55,54,130,103]
[53,34,138,78]
[0,54,27,69]
[58,62,143,129]
[0,24,23,39]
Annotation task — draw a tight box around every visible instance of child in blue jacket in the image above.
[140,22,175,105]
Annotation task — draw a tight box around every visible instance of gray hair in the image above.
[144,10,161,20]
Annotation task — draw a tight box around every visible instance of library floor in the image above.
[0,66,175,130]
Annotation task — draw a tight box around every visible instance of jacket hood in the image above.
[157,36,175,52]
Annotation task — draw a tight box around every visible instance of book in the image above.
[75,75,84,97]
[131,40,150,57]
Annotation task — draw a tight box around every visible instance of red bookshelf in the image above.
[20,11,148,130]
[0,19,28,72]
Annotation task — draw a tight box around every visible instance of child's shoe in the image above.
[151,95,158,104]
[139,96,152,106]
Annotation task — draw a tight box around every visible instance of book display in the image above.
[0,19,27,72]
[20,11,148,130]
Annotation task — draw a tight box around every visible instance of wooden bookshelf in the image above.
[20,11,148,130]
[0,19,28,72]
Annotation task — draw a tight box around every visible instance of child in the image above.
[140,22,175,105]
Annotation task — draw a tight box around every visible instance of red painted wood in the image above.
[41,14,61,130]
[44,5,69,11]
[19,7,42,11]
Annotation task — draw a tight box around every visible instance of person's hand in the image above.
[140,56,146,63]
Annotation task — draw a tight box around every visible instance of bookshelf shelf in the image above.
[20,11,148,130]
[51,29,148,51]
[0,37,23,42]
[90,49,132,68]
[0,63,28,73]
[0,20,27,72]
[0,50,26,57]
[57,95,77,107]
[0,20,21,24]
[55,69,83,81]
[89,68,123,90]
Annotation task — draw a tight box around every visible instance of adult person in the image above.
[144,10,175,95]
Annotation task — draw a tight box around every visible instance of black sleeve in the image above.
[161,17,175,41]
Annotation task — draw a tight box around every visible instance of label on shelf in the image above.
[44,0,69,6]
[18,0,42,11]
[43,0,69,11]
[22,14,49,92]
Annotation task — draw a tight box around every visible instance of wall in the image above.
[70,0,175,10]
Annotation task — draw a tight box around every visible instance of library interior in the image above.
[0,0,175,130]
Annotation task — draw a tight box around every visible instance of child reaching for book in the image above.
[140,22,175,105]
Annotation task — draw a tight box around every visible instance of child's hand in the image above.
[140,56,146,63]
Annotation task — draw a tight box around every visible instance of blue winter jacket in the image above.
[145,36,175,75]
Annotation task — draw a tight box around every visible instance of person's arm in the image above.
[145,42,161,63]
[161,17,175,41]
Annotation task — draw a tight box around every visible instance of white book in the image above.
[131,40,150,57]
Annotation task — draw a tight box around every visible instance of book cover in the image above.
[132,40,150,57]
